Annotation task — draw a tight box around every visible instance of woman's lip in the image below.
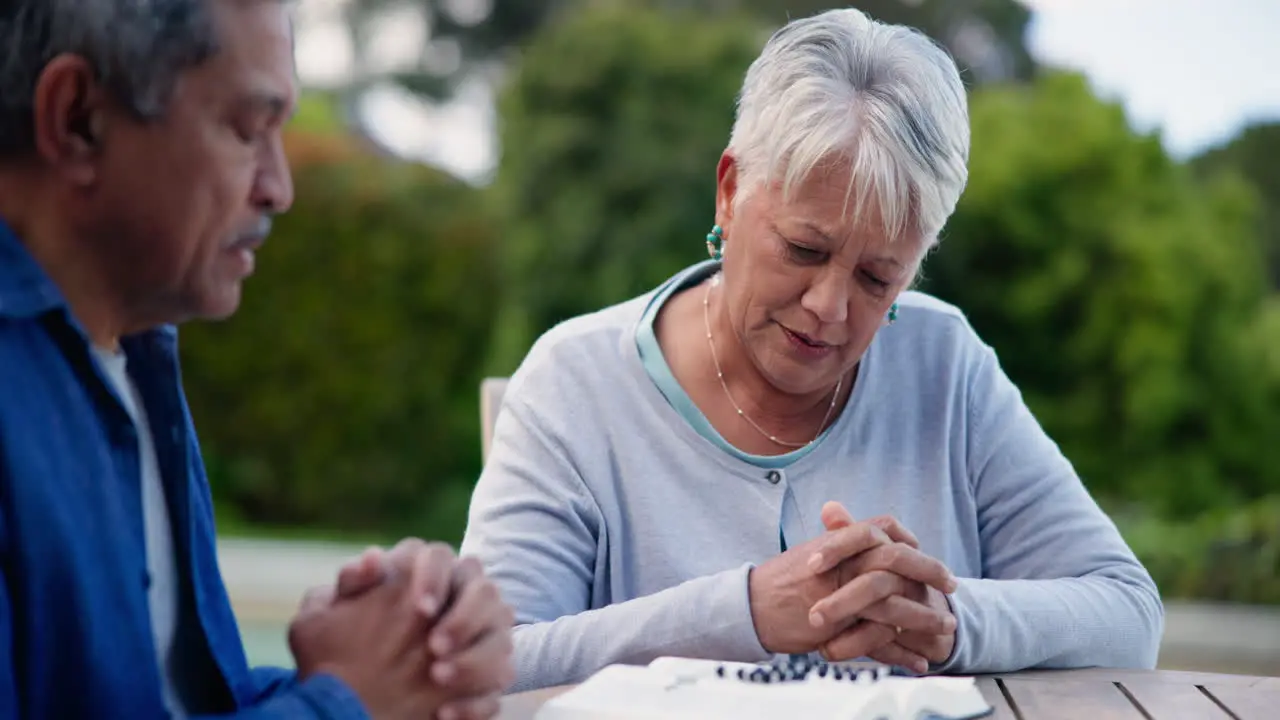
[781,325,831,347]
[781,325,837,356]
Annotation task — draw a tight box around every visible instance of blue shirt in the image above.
[0,219,368,719]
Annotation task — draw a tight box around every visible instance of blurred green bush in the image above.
[180,125,499,542]
[921,71,1280,518]
[1116,495,1280,605]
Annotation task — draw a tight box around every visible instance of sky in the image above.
[294,0,1280,183]
[1022,0,1280,158]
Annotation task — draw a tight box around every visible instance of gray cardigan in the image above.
[460,274,1164,693]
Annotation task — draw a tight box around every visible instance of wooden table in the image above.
[498,667,1279,719]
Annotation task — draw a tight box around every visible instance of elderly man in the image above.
[0,0,513,719]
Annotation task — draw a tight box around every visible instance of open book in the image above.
[534,656,993,720]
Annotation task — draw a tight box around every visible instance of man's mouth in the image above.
[230,234,266,252]
[232,216,273,252]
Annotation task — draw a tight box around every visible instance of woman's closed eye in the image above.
[786,242,826,264]
[861,270,889,290]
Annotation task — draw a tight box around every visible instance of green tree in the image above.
[181,129,499,542]
[486,4,767,372]
[1192,121,1280,289]
[919,71,1279,515]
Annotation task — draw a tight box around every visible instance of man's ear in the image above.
[29,53,107,185]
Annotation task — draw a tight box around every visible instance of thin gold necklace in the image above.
[702,274,841,449]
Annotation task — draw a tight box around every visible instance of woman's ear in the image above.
[714,150,739,228]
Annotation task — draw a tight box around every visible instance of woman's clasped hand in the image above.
[747,501,959,674]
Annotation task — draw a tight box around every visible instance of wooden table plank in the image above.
[1001,679,1147,719]
[496,669,1278,719]
[996,667,1267,687]
[1202,683,1280,720]
[1119,679,1232,720]
[975,678,1018,720]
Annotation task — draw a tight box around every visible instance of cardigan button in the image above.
[766,470,782,485]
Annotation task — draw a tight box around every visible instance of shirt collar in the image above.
[0,216,178,352]
[0,216,69,319]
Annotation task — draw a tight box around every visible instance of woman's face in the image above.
[713,152,926,397]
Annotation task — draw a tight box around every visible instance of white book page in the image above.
[536,658,992,720]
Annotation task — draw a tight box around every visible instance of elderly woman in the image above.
[460,8,1164,693]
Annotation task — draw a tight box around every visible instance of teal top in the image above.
[633,260,834,472]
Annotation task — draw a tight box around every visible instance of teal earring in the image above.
[887,303,899,325]
[706,225,725,261]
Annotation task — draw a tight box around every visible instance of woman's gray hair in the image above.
[0,0,219,157]
[728,8,971,246]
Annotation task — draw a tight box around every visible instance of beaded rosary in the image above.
[714,655,913,684]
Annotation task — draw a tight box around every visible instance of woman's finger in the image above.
[867,639,929,675]
[820,619,898,662]
[808,570,909,629]
[840,542,956,594]
[808,523,891,575]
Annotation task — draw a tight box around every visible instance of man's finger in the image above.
[856,594,956,637]
[808,522,891,575]
[436,693,503,720]
[430,627,515,696]
[402,541,456,619]
[445,556,486,606]
[431,563,513,657]
[377,538,456,617]
[335,546,388,598]
[297,584,335,616]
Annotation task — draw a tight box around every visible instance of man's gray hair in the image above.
[0,0,219,157]
[729,8,971,246]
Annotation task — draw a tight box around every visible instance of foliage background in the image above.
[182,125,500,543]
[181,2,1280,602]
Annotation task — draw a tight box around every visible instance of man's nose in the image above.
[252,136,295,214]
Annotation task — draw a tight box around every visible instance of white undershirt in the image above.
[93,346,186,719]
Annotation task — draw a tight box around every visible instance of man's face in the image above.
[87,0,297,323]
